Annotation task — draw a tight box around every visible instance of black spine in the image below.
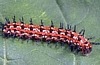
[91,42,100,45]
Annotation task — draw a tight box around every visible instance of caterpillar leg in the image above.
[91,42,100,45]
[40,20,44,26]
[12,15,16,23]
[59,22,63,29]
[40,20,44,32]
[87,37,95,40]
[30,18,33,25]
[19,17,24,23]
[55,42,58,47]
[5,18,10,24]
[67,24,71,31]
[69,42,75,52]
[73,25,76,32]
[27,38,30,43]
[79,29,85,36]
[50,20,54,27]
[12,33,16,38]
[74,44,81,54]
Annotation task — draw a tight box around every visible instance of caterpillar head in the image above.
[82,42,92,56]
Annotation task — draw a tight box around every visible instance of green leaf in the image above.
[0,0,100,65]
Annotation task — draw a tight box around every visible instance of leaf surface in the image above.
[0,0,100,65]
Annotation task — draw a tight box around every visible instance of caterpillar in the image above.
[0,16,100,56]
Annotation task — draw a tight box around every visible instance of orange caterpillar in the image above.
[0,16,99,56]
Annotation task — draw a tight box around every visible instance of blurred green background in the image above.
[0,0,100,65]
